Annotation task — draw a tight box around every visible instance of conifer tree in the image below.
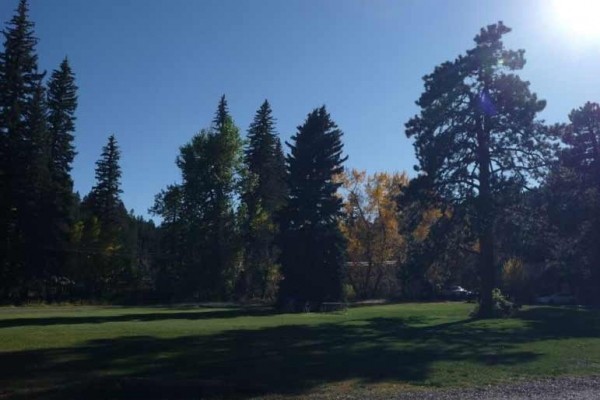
[80,135,127,295]
[45,57,78,279]
[549,102,600,304]
[0,0,47,299]
[86,134,124,232]
[21,80,51,294]
[240,100,287,299]
[244,100,287,214]
[405,22,550,317]
[279,106,347,306]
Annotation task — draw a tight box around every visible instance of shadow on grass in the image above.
[1,306,599,399]
[0,307,277,329]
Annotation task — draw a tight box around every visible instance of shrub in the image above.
[472,288,520,318]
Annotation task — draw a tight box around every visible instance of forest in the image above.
[2,0,600,319]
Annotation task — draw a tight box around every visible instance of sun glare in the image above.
[553,0,600,41]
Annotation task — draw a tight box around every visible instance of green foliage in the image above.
[239,100,287,300]
[152,96,244,300]
[472,288,520,318]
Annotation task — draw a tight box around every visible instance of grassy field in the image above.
[1,302,600,399]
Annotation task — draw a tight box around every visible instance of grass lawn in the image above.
[1,302,600,399]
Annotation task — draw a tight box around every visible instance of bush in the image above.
[472,288,520,318]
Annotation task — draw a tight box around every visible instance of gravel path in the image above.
[396,376,600,399]
[304,376,600,400]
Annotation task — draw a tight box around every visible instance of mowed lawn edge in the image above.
[1,302,600,399]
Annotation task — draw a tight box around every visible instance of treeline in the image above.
[0,1,346,306]
[1,2,600,317]
[0,1,155,302]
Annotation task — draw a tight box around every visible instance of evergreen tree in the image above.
[279,106,347,307]
[405,22,551,317]
[80,135,127,296]
[21,80,52,294]
[547,102,600,304]
[45,57,78,280]
[245,100,287,214]
[240,100,287,299]
[560,102,600,184]
[0,0,47,300]
[47,58,77,184]
[86,134,124,230]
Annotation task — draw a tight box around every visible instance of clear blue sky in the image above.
[2,0,599,218]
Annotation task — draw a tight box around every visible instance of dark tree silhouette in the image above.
[44,57,78,280]
[279,106,347,306]
[240,100,287,299]
[0,0,48,299]
[405,22,551,317]
[152,96,243,300]
[546,102,600,304]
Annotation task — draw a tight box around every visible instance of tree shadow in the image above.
[516,306,600,338]
[0,307,277,329]
[1,306,599,399]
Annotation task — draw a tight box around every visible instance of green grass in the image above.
[1,302,600,399]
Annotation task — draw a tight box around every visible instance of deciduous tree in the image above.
[340,169,408,299]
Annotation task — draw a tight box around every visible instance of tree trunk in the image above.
[476,114,495,318]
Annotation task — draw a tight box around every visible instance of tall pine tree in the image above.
[45,57,78,281]
[405,22,551,317]
[0,0,48,300]
[279,106,347,307]
[80,135,127,296]
[239,100,287,299]
[86,134,124,236]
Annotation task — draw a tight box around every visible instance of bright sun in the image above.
[553,0,600,40]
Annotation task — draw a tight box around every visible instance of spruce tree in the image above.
[80,135,127,296]
[244,100,287,214]
[87,134,124,231]
[0,0,47,300]
[21,80,51,294]
[45,57,78,280]
[279,106,347,307]
[240,100,287,299]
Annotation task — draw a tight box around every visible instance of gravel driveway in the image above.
[397,376,600,400]
[300,376,600,400]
